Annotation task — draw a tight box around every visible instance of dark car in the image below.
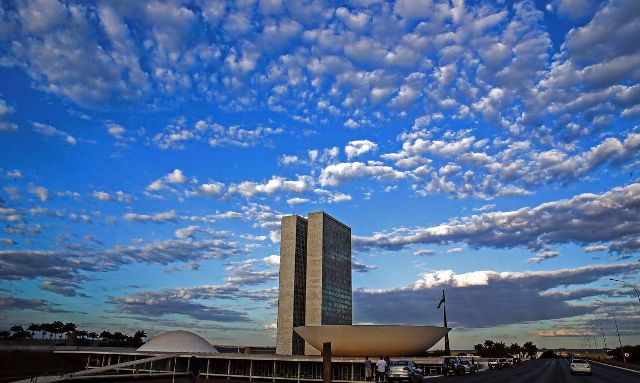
[387,360,423,383]
[442,357,465,376]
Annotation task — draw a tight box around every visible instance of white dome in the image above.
[137,330,219,354]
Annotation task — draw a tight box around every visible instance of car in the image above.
[442,357,465,376]
[460,360,476,374]
[387,360,423,383]
[498,358,510,368]
[488,359,500,369]
[569,359,592,375]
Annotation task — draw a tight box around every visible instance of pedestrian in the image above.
[188,355,201,383]
[376,356,387,383]
[364,356,372,382]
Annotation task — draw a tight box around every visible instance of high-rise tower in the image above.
[276,211,351,355]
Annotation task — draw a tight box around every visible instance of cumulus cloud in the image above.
[229,175,314,198]
[123,210,178,223]
[319,162,407,187]
[527,251,560,263]
[0,96,18,132]
[354,183,640,252]
[345,139,378,160]
[28,185,48,202]
[32,122,77,145]
[354,262,640,328]
[153,119,284,150]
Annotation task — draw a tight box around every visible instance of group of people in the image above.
[364,356,390,383]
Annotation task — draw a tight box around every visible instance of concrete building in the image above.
[276,211,352,356]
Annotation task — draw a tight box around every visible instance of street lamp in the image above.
[595,299,626,365]
[609,278,640,304]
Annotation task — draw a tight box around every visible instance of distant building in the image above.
[276,211,352,355]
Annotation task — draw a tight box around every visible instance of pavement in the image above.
[426,358,639,383]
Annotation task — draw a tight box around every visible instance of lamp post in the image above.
[609,278,640,304]
[595,299,626,365]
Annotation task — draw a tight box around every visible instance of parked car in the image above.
[460,360,476,374]
[387,360,422,383]
[442,357,465,376]
[498,358,510,368]
[488,359,500,369]
[569,359,592,375]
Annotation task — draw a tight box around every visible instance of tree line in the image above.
[0,322,147,347]
[473,340,539,358]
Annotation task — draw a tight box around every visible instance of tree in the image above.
[0,330,10,339]
[132,330,147,347]
[63,322,77,340]
[508,343,522,358]
[100,331,112,344]
[523,341,538,358]
[52,321,65,340]
[27,324,40,339]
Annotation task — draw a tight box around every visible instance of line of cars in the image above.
[442,356,478,376]
[487,357,519,370]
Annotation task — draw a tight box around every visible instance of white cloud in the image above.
[527,251,560,263]
[106,123,126,139]
[263,255,280,266]
[345,139,378,160]
[286,197,309,206]
[354,182,640,253]
[124,210,178,223]
[92,191,111,201]
[269,230,281,244]
[230,175,314,198]
[319,162,407,187]
[32,122,77,145]
[165,169,187,184]
[28,185,48,202]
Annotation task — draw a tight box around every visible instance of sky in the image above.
[0,0,639,350]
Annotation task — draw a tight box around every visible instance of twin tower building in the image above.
[276,211,352,355]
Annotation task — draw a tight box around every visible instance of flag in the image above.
[437,290,446,309]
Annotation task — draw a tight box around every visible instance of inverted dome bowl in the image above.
[294,325,450,357]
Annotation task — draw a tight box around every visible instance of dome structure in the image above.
[137,330,219,354]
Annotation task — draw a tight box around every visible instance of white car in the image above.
[569,359,592,375]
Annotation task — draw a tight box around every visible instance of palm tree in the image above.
[39,323,48,339]
[100,330,112,345]
[52,321,64,340]
[27,324,40,340]
[63,322,76,340]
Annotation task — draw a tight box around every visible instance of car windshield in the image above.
[572,360,588,364]
[461,361,470,365]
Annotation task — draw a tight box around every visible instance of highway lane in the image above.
[426,358,640,382]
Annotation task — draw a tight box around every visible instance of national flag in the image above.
[437,290,446,309]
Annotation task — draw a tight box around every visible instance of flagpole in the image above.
[443,295,450,356]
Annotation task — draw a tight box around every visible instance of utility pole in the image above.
[610,279,640,304]
[610,310,626,365]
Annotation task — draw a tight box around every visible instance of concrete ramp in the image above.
[13,354,177,383]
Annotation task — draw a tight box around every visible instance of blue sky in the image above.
[0,0,639,350]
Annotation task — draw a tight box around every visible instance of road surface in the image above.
[427,358,639,383]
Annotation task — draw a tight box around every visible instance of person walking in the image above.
[376,357,387,383]
[364,356,372,382]
[188,355,201,383]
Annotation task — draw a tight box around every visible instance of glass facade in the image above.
[321,214,352,325]
[292,216,308,355]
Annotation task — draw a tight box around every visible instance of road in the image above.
[426,358,639,383]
